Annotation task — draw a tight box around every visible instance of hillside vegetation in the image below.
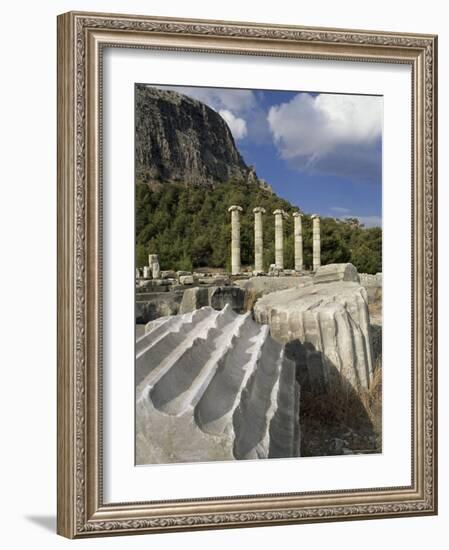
[136,178,382,274]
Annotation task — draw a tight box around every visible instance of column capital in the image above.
[292,211,302,218]
[311,213,320,220]
[228,205,243,213]
[253,207,266,214]
[273,209,289,218]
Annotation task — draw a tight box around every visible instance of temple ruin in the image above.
[226,206,321,274]
[293,211,303,272]
[253,207,266,273]
[311,214,321,271]
[228,205,243,275]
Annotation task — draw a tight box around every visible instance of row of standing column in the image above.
[228,205,321,275]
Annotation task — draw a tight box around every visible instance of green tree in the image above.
[135,180,382,274]
[177,252,193,272]
[136,243,147,268]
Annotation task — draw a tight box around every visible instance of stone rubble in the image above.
[313,263,360,284]
[179,275,195,285]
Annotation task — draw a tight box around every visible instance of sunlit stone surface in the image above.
[136,305,300,464]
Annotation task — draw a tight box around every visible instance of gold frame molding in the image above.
[57,11,438,538]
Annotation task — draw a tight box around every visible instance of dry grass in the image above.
[280,287,383,456]
[359,358,382,448]
[299,361,382,456]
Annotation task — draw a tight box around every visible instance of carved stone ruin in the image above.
[254,281,373,393]
[253,207,266,273]
[136,305,300,464]
[228,205,243,275]
[311,214,321,271]
[292,211,303,272]
[273,209,288,270]
[148,254,160,279]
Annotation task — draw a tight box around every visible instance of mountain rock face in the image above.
[136,305,300,464]
[136,86,255,186]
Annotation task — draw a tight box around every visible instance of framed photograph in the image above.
[57,11,438,538]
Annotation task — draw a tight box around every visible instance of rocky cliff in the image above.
[136,86,256,186]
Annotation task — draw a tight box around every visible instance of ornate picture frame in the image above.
[57,11,437,538]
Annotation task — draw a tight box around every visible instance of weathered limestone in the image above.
[136,283,246,323]
[179,286,246,314]
[196,274,231,286]
[148,254,160,279]
[235,275,313,296]
[209,287,245,312]
[292,212,303,272]
[178,287,210,314]
[136,86,253,187]
[136,279,170,293]
[135,290,184,323]
[253,207,266,273]
[228,205,243,275]
[179,275,195,285]
[311,214,321,271]
[143,266,151,279]
[359,272,382,289]
[160,270,177,280]
[236,276,313,311]
[151,279,170,287]
[209,275,231,286]
[254,281,374,392]
[136,305,300,464]
[359,272,383,304]
[314,263,360,284]
[273,209,288,270]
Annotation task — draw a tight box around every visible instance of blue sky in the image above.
[154,85,382,227]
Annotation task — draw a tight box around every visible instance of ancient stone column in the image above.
[292,212,303,272]
[253,207,266,273]
[228,205,243,275]
[148,254,160,279]
[273,209,288,270]
[311,214,321,271]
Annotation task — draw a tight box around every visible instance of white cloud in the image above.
[268,93,382,158]
[218,109,248,140]
[267,93,382,181]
